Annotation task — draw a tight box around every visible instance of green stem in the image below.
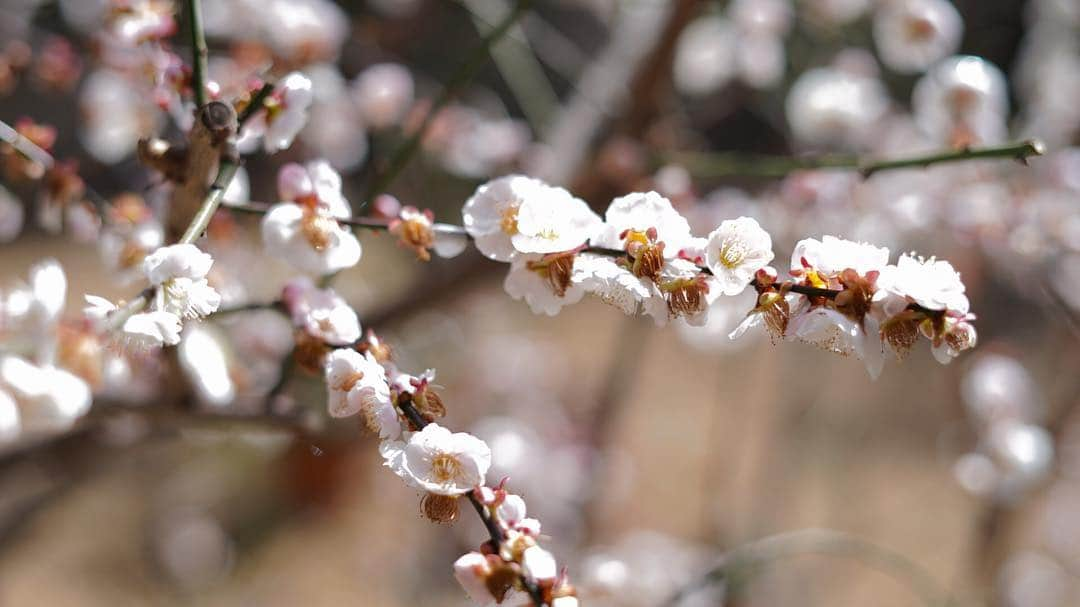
[179,157,238,244]
[187,0,209,108]
[668,139,1045,179]
[237,82,275,129]
[362,0,534,201]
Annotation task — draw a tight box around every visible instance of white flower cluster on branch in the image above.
[461,175,977,378]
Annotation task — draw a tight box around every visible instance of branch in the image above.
[187,0,209,108]
[396,394,547,606]
[664,528,956,607]
[237,82,275,129]
[362,0,534,201]
[667,139,1046,179]
[220,201,942,316]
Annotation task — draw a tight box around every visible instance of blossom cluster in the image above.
[86,243,222,348]
[462,175,976,377]
[312,325,577,605]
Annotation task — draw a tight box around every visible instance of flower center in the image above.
[718,238,748,269]
[499,204,520,235]
[332,370,364,393]
[301,209,337,251]
[431,453,462,483]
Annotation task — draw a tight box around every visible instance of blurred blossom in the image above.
[961,354,1045,425]
[912,55,1009,147]
[729,0,793,36]
[736,31,786,89]
[153,509,234,591]
[999,551,1070,607]
[1052,253,1080,312]
[785,66,889,148]
[0,185,25,243]
[58,0,108,34]
[953,452,998,496]
[351,63,415,130]
[946,182,1010,238]
[241,0,348,63]
[673,15,737,97]
[987,422,1054,489]
[300,95,369,171]
[581,531,712,606]
[873,0,963,74]
[178,324,237,408]
[79,69,154,163]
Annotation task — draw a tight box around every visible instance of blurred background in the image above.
[1,0,1079,605]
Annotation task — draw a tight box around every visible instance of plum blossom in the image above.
[573,253,665,319]
[791,235,890,280]
[142,244,221,320]
[704,216,774,295]
[0,355,91,432]
[282,277,361,346]
[122,310,183,348]
[874,253,969,315]
[788,306,886,378]
[511,187,600,256]
[261,161,362,275]
[462,175,565,262]
[453,552,504,604]
[873,0,963,74]
[380,423,491,496]
[504,253,587,316]
[912,55,1008,147]
[238,72,314,153]
[324,348,397,437]
[592,191,693,256]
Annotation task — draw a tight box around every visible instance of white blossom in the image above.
[791,235,890,279]
[122,311,183,348]
[453,552,498,604]
[503,254,586,316]
[380,423,491,496]
[324,349,397,437]
[522,545,558,581]
[785,66,889,147]
[511,187,600,255]
[238,72,314,153]
[462,175,553,262]
[592,191,693,255]
[0,389,19,442]
[875,252,970,315]
[912,55,1008,146]
[282,277,361,345]
[0,356,91,432]
[573,254,663,318]
[261,204,361,276]
[788,307,886,378]
[704,217,774,295]
[873,0,963,74]
[143,244,221,319]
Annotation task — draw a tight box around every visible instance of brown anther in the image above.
[880,312,921,360]
[661,275,709,319]
[414,387,446,420]
[485,561,519,603]
[364,330,393,364]
[293,330,330,374]
[833,268,877,323]
[420,493,459,524]
[759,291,791,342]
[526,251,577,297]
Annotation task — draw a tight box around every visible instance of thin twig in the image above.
[664,528,957,607]
[668,139,1046,179]
[178,151,238,244]
[362,0,534,201]
[237,82,275,129]
[187,0,209,108]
